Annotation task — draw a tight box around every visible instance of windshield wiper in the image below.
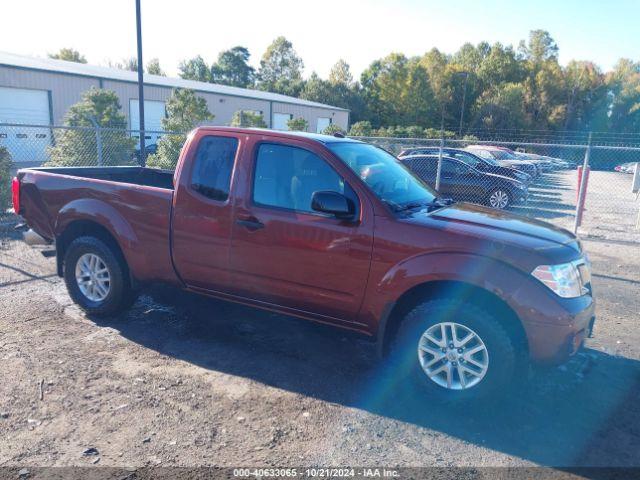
[392,197,454,213]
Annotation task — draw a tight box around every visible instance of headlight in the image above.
[531,261,588,298]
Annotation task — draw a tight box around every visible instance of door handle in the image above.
[235,217,265,231]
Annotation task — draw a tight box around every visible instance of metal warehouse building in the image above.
[0,51,349,164]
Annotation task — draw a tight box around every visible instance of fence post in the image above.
[573,132,592,233]
[87,116,103,167]
[435,129,444,191]
[95,126,103,167]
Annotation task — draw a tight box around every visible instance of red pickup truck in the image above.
[13,127,595,401]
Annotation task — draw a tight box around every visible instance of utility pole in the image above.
[458,71,469,137]
[135,0,146,165]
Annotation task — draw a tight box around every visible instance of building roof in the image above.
[0,51,349,112]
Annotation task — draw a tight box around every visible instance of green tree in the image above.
[471,83,527,130]
[420,48,456,126]
[257,37,304,96]
[0,146,12,211]
[178,56,211,82]
[519,30,559,65]
[329,59,353,86]
[599,59,640,133]
[230,110,267,128]
[146,58,165,76]
[287,117,308,131]
[301,73,336,103]
[562,61,607,130]
[348,121,373,136]
[360,53,437,128]
[308,61,366,121]
[476,43,522,87]
[46,88,136,166]
[322,124,345,136]
[211,47,255,87]
[48,48,87,63]
[516,31,566,129]
[146,89,213,169]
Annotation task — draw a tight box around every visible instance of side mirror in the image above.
[311,191,355,219]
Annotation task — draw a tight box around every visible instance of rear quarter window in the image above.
[190,136,239,201]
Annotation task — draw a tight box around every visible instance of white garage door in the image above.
[316,117,331,133]
[0,87,51,163]
[129,100,166,148]
[272,113,292,131]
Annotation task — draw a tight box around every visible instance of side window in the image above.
[473,149,491,159]
[411,158,436,178]
[253,143,345,213]
[441,159,455,174]
[454,153,479,167]
[190,136,239,201]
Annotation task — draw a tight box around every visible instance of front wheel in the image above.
[63,236,136,316]
[486,188,512,209]
[389,299,520,402]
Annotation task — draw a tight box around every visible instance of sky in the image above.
[1,0,639,79]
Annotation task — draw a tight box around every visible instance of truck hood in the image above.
[403,202,579,255]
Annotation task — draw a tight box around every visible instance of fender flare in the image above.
[54,198,139,274]
[372,251,529,357]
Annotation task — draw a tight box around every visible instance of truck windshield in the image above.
[328,142,437,210]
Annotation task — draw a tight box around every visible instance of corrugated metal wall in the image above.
[272,103,349,132]
[0,66,99,123]
[0,65,349,131]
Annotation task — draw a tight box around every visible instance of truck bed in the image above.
[17,166,178,284]
[29,166,174,190]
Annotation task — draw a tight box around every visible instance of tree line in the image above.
[49,30,640,138]
[47,28,640,142]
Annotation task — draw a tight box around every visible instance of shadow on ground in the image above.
[90,286,640,469]
[510,172,577,221]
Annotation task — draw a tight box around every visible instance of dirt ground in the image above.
[1,186,639,471]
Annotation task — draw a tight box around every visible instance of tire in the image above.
[389,299,520,403]
[63,236,137,316]
[486,188,511,209]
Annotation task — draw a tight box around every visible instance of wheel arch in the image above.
[55,219,132,286]
[54,199,138,279]
[377,279,529,361]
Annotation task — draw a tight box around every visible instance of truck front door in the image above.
[228,138,374,322]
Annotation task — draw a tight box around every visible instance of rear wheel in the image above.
[63,236,136,316]
[486,188,511,209]
[390,299,520,402]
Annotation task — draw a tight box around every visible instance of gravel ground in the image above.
[1,182,639,471]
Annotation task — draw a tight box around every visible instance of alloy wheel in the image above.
[417,322,489,390]
[489,190,510,209]
[75,253,111,302]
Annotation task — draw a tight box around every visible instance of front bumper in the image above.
[522,296,595,365]
[513,189,529,203]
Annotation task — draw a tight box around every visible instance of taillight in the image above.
[11,177,20,214]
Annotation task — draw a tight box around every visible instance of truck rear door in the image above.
[171,130,241,291]
[228,136,374,322]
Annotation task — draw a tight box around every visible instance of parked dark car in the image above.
[13,127,594,402]
[465,146,539,178]
[401,155,528,209]
[398,147,532,184]
[133,143,158,163]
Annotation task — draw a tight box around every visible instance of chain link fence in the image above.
[353,136,640,242]
[1,123,639,241]
[0,123,168,169]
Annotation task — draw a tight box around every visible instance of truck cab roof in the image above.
[193,126,361,145]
